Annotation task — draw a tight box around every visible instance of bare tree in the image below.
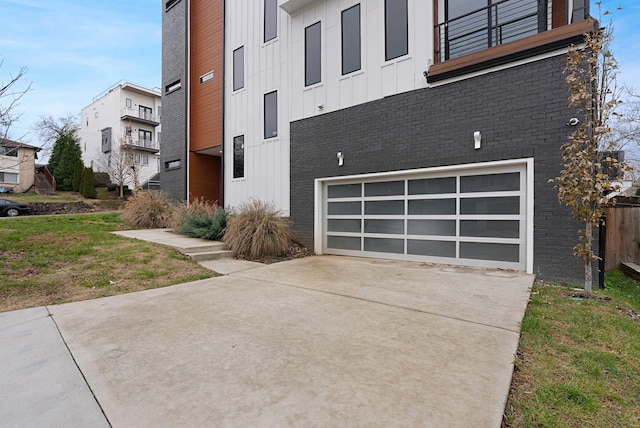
[554,12,626,296]
[0,59,32,141]
[95,137,137,198]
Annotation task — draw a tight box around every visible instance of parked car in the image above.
[0,199,33,217]
[0,186,14,194]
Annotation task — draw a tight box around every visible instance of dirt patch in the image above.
[233,241,313,264]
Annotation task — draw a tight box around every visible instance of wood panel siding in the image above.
[428,19,596,82]
[551,0,567,29]
[190,0,224,153]
[189,152,222,204]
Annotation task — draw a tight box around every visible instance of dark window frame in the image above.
[264,91,278,139]
[233,46,245,91]
[305,21,322,86]
[165,80,182,94]
[264,0,278,43]
[165,0,180,11]
[384,0,409,61]
[233,135,245,179]
[341,4,361,75]
[0,146,18,157]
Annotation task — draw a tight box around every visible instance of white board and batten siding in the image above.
[224,0,292,214]
[225,0,434,214]
[287,0,432,122]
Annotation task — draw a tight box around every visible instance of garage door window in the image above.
[323,165,527,270]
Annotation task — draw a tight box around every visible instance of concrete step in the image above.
[177,242,227,254]
[185,249,234,261]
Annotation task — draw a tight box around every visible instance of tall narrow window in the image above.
[305,22,321,86]
[342,5,361,75]
[233,46,244,91]
[264,91,278,139]
[139,105,152,121]
[264,0,277,42]
[126,98,132,108]
[384,0,408,61]
[233,135,245,179]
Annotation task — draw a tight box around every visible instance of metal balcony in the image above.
[120,108,160,127]
[124,137,160,154]
[436,0,548,62]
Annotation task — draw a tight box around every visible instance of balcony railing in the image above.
[436,0,547,62]
[120,108,160,125]
[124,137,159,152]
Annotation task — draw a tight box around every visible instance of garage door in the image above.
[322,163,529,271]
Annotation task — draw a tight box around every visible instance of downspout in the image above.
[185,0,191,201]
[221,0,226,207]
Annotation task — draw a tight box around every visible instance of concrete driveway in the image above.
[1,256,533,427]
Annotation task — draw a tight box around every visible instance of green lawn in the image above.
[0,212,217,311]
[504,271,640,427]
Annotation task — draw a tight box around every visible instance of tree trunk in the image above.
[584,220,593,296]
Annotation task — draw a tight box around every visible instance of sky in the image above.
[0,0,638,152]
[0,0,161,148]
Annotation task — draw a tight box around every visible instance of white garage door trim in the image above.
[314,159,534,274]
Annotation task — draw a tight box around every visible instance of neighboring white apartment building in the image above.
[79,81,162,189]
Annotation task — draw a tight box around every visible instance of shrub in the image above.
[93,172,111,188]
[176,208,227,240]
[72,160,84,192]
[122,190,175,228]
[224,199,292,258]
[171,197,219,229]
[81,167,97,199]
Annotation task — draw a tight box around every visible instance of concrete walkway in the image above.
[0,231,534,427]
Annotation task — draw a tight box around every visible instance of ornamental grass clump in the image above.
[224,199,292,258]
[121,190,175,229]
[171,197,219,229]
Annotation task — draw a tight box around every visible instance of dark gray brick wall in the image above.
[290,55,590,284]
[160,0,188,201]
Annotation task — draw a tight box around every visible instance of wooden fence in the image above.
[604,206,640,271]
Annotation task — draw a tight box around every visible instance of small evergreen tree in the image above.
[81,167,97,199]
[47,126,82,191]
[72,160,84,192]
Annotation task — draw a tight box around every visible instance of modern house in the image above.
[0,138,41,193]
[161,0,593,283]
[79,82,162,190]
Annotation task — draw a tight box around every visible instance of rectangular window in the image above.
[142,155,149,165]
[264,91,278,139]
[139,105,152,121]
[342,5,361,75]
[165,160,181,170]
[157,131,161,144]
[139,130,152,148]
[264,0,277,42]
[305,22,321,86]
[199,71,214,84]
[0,172,19,183]
[384,0,408,61]
[0,146,18,157]
[233,46,244,91]
[126,98,132,108]
[165,80,182,94]
[165,0,180,11]
[134,154,141,165]
[233,135,245,179]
